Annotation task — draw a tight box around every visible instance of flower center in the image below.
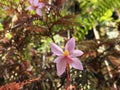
[33,5,38,9]
[64,50,69,57]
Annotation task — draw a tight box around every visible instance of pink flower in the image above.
[26,0,44,16]
[50,38,83,76]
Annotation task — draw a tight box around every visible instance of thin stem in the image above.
[66,59,70,90]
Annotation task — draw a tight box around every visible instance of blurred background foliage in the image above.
[0,0,120,90]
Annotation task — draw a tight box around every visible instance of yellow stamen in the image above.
[64,50,69,56]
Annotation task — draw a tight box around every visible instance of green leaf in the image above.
[100,9,113,21]
[0,23,3,31]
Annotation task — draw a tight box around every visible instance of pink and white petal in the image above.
[50,43,63,56]
[29,0,34,5]
[54,56,64,63]
[70,50,84,57]
[56,58,66,76]
[38,3,45,8]
[65,38,75,52]
[69,58,83,70]
[33,0,39,6]
[26,6,34,10]
[36,9,42,16]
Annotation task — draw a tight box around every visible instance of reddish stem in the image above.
[66,58,70,90]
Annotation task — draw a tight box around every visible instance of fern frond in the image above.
[73,0,120,39]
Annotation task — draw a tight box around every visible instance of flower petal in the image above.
[26,6,33,10]
[56,58,66,76]
[29,0,33,5]
[50,43,63,56]
[70,50,83,57]
[36,8,42,16]
[54,56,64,63]
[34,0,39,6]
[38,3,45,8]
[65,38,75,52]
[69,58,83,70]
